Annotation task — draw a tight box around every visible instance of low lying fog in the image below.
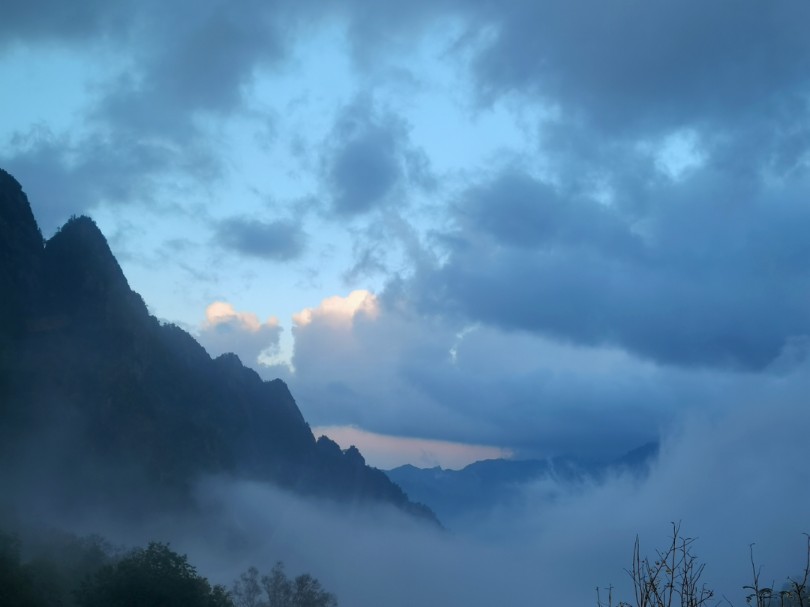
[56,370,809,607]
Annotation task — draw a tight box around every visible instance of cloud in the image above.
[292,290,379,328]
[1,0,294,137]
[0,127,205,235]
[497,382,810,602]
[0,0,303,236]
[329,129,400,216]
[0,0,120,49]
[469,1,810,135]
[287,290,475,445]
[279,275,810,467]
[457,168,641,253]
[92,0,290,141]
[285,289,684,458]
[405,162,810,371]
[364,0,810,376]
[197,301,282,366]
[323,97,433,216]
[215,216,306,261]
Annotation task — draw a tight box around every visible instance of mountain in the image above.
[0,168,437,525]
[386,443,659,528]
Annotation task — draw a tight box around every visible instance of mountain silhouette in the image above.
[386,443,658,527]
[0,168,437,525]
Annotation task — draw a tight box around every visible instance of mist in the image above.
[24,363,804,607]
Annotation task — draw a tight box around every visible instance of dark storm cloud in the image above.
[215,216,306,261]
[459,169,641,253]
[324,98,434,216]
[312,1,810,371]
[93,0,289,141]
[469,0,810,134]
[374,1,810,373]
[0,0,120,48]
[411,162,810,371]
[323,0,810,137]
[330,129,401,215]
[3,0,288,128]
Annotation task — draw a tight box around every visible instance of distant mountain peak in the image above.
[386,442,659,528]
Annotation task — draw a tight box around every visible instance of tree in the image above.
[262,562,294,607]
[0,532,46,607]
[232,567,264,607]
[745,535,810,607]
[231,561,337,607]
[597,523,714,607]
[75,542,233,607]
[289,572,337,607]
[599,526,810,607]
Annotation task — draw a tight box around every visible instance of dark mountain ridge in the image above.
[0,168,437,525]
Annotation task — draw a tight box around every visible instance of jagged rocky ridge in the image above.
[0,168,437,525]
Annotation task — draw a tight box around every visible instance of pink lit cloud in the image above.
[312,424,512,470]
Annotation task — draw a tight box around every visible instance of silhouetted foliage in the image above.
[231,561,337,607]
[232,567,264,607]
[0,532,46,607]
[75,542,233,607]
[598,526,810,607]
[745,535,810,607]
[0,528,116,607]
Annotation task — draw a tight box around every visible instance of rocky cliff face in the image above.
[0,168,437,525]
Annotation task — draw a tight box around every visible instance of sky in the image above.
[3,0,810,469]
